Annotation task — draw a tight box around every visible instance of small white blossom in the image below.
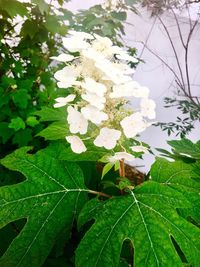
[94,127,121,149]
[80,78,107,97]
[81,92,106,110]
[63,37,90,52]
[68,30,94,40]
[67,106,88,134]
[96,60,132,84]
[82,48,105,63]
[51,54,75,62]
[109,152,135,163]
[66,135,87,154]
[130,146,149,154]
[120,112,148,138]
[140,98,156,119]
[81,105,108,124]
[110,81,141,98]
[54,94,76,108]
[54,66,81,88]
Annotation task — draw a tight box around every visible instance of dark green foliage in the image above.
[0,147,88,266]
[0,0,67,153]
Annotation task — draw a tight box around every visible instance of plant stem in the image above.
[88,190,111,198]
[119,159,125,177]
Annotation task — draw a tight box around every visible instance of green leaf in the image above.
[76,182,200,267]
[124,0,137,5]
[0,0,28,18]
[0,147,88,266]
[21,20,39,39]
[111,11,127,21]
[101,162,114,178]
[32,0,49,14]
[8,117,25,131]
[12,129,32,147]
[33,107,66,122]
[44,142,107,162]
[0,122,14,144]
[26,116,39,127]
[12,89,31,109]
[37,122,69,140]
[45,16,61,34]
[151,158,200,223]
[168,139,200,159]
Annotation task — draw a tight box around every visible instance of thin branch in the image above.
[157,15,186,90]
[140,42,183,89]
[185,15,199,98]
[170,8,186,48]
[139,16,157,58]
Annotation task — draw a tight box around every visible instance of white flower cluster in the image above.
[53,31,156,159]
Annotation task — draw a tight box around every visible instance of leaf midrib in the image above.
[1,188,88,207]
[93,200,136,267]
[15,192,68,267]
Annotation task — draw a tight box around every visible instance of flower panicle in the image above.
[52,30,156,162]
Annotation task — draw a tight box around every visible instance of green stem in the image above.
[88,190,111,198]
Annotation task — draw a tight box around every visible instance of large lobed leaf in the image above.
[44,142,107,162]
[0,147,88,266]
[167,138,200,160]
[151,158,200,224]
[76,165,200,266]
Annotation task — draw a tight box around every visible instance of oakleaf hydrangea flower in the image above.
[140,98,156,119]
[120,112,148,138]
[81,92,106,110]
[66,136,87,154]
[51,54,75,62]
[94,127,121,149]
[81,105,108,124]
[67,106,88,135]
[53,31,156,160]
[54,94,76,108]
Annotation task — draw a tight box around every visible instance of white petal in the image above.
[68,30,94,40]
[81,105,108,124]
[66,135,87,153]
[51,54,75,62]
[54,94,76,108]
[140,98,156,119]
[94,127,121,149]
[67,106,88,134]
[81,92,106,110]
[80,77,107,97]
[63,37,90,52]
[120,112,148,138]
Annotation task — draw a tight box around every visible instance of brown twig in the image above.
[119,159,125,178]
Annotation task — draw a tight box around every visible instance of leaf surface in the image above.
[168,139,200,159]
[0,147,88,266]
[44,142,107,162]
[151,158,200,223]
[76,181,200,267]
